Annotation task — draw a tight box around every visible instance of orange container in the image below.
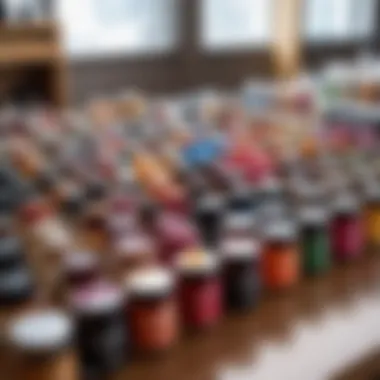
[262,221,300,290]
[126,268,178,354]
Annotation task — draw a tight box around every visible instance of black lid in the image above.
[0,236,23,269]
[34,170,58,194]
[0,267,33,305]
[61,190,85,217]
[85,180,108,201]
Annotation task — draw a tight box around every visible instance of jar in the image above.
[0,265,33,305]
[331,194,364,262]
[18,199,71,300]
[298,206,331,276]
[63,251,100,289]
[115,234,155,278]
[126,268,178,354]
[156,212,199,264]
[0,236,24,271]
[81,206,109,252]
[221,238,261,310]
[222,212,255,240]
[194,192,225,248]
[363,184,380,249]
[227,184,255,213]
[176,249,222,330]
[70,282,128,378]
[262,220,300,290]
[7,310,77,380]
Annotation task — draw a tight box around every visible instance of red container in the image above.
[176,249,222,330]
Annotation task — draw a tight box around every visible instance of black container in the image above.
[227,185,255,212]
[221,238,261,310]
[0,266,33,304]
[0,236,24,270]
[194,192,225,248]
[71,282,128,379]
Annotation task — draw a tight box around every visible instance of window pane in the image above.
[304,0,376,41]
[56,0,178,58]
[200,0,272,50]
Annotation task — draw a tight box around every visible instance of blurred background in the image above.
[0,0,378,104]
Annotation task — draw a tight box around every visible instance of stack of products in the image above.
[2,84,380,378]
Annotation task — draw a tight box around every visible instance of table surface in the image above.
[1,253,380,380]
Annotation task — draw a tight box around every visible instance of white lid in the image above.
[198,193,224,211]
[9,310,72,352]
[117,235,152,257]
[70,282,123,315]
[221,239,261,260]
[223,213,253,230]
[64,251,98,273]
[259,177,282,193]
[176,250,219,276]
[126,268,174,296]
[265,221,297,241]
[332,194,359,214]
[299,207,329,225]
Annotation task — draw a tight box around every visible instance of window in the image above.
[304,0,376,42]
[200,0,273,51]
[56,0,178,58]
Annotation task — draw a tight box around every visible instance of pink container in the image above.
[331,195,364,262]
[156,212,199,265]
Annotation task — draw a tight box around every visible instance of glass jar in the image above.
[126,268,178,354]
[176,249,222,330]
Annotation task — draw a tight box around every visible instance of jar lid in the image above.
[264,220,297,242]
[176,248,219,276]
[70,281,123,315]
[8,310,72,353]
[298,206,329,226]
[332,194,360,214]
[221,238,261,260]
[258,177,283,195]
[85,181,108,201]
[63,251,98,274]
[126,267,174,297]
[223,212,254,230]
[364,183,380,203]
[197,193,225,212]
[0,267,32,292]
[116,235,153,257]
[0,236,22,266]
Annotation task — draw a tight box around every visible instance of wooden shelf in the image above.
[0,21,67,106]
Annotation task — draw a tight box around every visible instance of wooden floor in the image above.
[2,253,380,380]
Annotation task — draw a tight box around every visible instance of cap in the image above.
[8,310,72,353]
